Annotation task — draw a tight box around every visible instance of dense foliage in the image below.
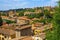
[25,13,44,19]
[46,0,60,40]
[18,12,24,16]
[1,13,6,16]
[32,19,46,24]
[3,19,16,24]
[0,17,3,26]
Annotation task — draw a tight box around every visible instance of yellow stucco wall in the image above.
[0,34,12,40]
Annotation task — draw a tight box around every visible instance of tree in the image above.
[0,16,3,26]
[46,0,60,40]
[44,9,53,23]
[1,13,6,16]
[32,19,46,24]
[18,12,24,16]
[27,9,35,12]
[44,9,52,19]
[25,13,36,19]
[35,13,44,18]
[3,19,16,24]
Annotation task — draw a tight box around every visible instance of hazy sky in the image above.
[0,0,58,10]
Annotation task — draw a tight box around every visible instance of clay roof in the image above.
[17,16,30,20]
[33,23,52,32]
[34,23,44,27]
[19,36,33,40]
[2,24,32,30]
[0,28,15,36]
[1,16,8,19]
[2,24,16,30]
[19,35,45,40]
[15,25,31,30]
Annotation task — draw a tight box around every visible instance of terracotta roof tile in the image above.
[15,25,31,30]
[0,28,15,36]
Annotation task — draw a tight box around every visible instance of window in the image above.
[2,38,4,40]
[37,39,39,40]
[5,36,7,38]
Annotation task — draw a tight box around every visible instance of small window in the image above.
[2,38,4,40]
[5,36,7,38]
[37,39,39,40]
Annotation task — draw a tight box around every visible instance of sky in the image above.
[0,0,58,10]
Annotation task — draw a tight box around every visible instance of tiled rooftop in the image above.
[15,25,31,30]
[0,28,15,36]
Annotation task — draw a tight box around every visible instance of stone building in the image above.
[8,10,16,17]
[15,25,32,38]
[16,16,30,25]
